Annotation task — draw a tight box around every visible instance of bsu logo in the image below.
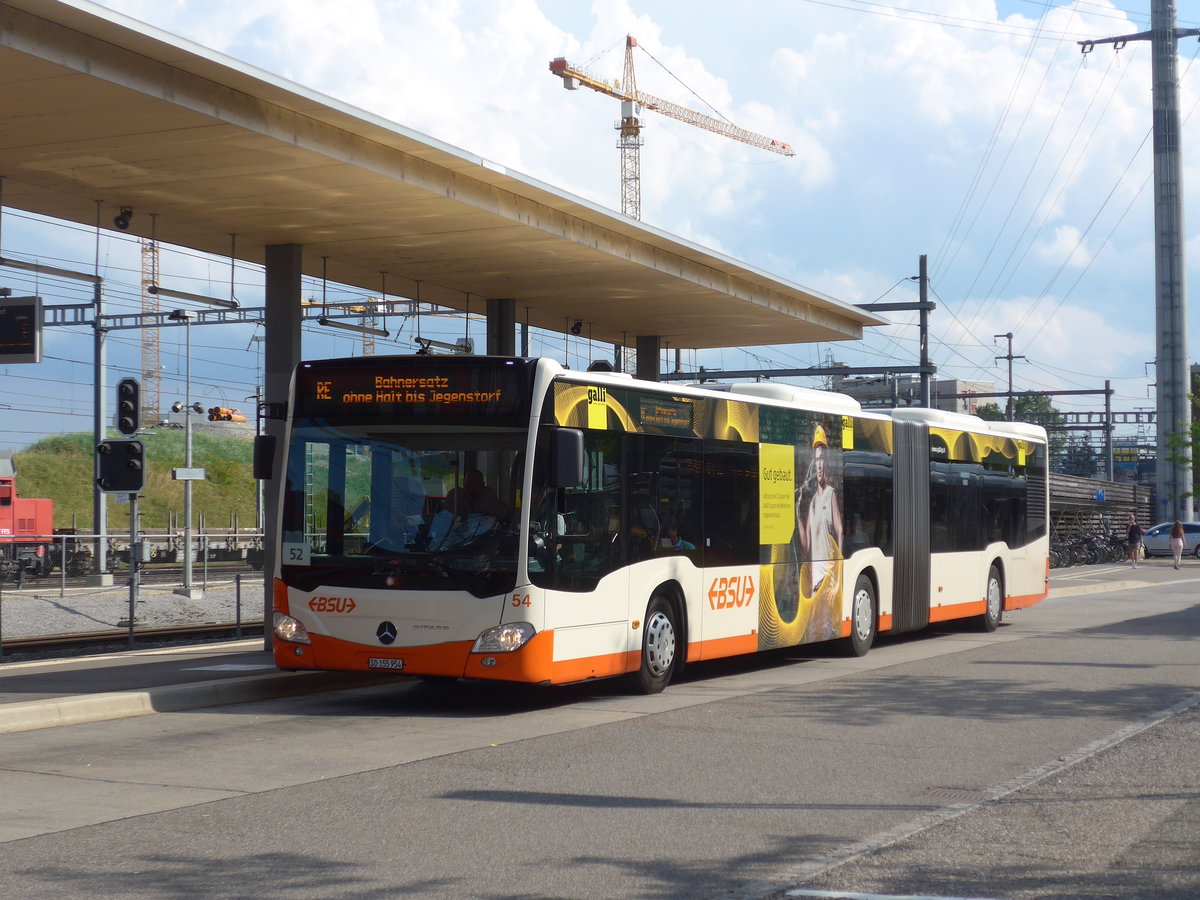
[707,575,755,610]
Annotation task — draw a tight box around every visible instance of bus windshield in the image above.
[280,422,527,598]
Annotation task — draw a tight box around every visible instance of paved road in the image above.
[0,562,1197,899]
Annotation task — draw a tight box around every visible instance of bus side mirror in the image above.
[253,435,277,480]
[554,428,583,487]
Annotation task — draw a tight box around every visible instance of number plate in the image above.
[368,658,405,670]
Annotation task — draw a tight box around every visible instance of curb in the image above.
[0,669,396,735]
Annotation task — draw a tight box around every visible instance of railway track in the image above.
[2,562,262,590]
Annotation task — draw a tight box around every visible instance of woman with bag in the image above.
[1127,514,1144,569]
[1169,520,1186,569]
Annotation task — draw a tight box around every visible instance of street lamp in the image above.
[168,309,205,599]
[249,334,266,534]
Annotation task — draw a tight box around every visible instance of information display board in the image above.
[0,296,42,364]
[294,356,536,426]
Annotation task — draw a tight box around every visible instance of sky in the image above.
[3,0,1200,452]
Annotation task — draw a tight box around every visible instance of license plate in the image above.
[368,658,405,670]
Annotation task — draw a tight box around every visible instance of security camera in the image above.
[570,319,583,335]
[113,207,133,230]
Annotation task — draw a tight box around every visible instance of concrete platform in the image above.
[0,640,394,734]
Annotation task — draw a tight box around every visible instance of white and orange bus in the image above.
[267,355,1049,692]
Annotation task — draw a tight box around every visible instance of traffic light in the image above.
[96,439,145,493]
[116,377,140,435]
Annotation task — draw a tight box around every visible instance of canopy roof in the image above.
[0,0,884,348]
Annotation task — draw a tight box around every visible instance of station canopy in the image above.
[0,0,885,349]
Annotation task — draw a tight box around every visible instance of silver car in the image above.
[1141,521,1200,558]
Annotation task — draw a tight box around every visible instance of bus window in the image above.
[625,435,702,561]
[542,431,622,591]
[703,443,758,566]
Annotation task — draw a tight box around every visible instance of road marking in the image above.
[786,892,1003,900]
[722,690,1200,900]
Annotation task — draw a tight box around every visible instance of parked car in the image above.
[1141,521,1200,558]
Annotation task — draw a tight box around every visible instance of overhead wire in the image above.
[935,3,1053,282]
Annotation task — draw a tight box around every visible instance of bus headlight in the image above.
[273,612,311,645]
[473,622,535,653]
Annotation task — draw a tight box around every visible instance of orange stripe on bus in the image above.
[463,631,555,683]
[549,649,641,684]
[275,631,478,675]
[1005,587,1048,610]
[275,628,639,686]
[689,633,759,662]
[928,599,987,623]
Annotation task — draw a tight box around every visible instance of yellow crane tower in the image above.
[550,35,795,220]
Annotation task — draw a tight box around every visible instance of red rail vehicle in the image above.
[0,451,54,578]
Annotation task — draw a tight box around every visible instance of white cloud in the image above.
[1034,225,1092,267]
[5,0,1197,448]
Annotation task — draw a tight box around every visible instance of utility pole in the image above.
[917,255,932,407]
[994,332,1026,421]
[661,254,939,404]
[1081,0,1197,522]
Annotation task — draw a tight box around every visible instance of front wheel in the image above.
[980,565,1003,632]
[634,593,679,694]
[844,574,877,657]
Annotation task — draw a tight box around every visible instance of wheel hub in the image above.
[644,610,676,677]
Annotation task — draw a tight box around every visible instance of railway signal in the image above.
[96,439,145,493]
[116,377,140,435]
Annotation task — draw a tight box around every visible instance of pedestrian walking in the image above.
[1169,520,1186,569]
[1127,513,1144,569]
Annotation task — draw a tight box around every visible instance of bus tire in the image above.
[981,565,1003,632]
[634,592,679,694]
[845,573,876,657]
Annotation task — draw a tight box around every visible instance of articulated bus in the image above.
[268,355,1049,693]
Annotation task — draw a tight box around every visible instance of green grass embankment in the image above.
[13,429,259,532]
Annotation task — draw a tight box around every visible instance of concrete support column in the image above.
[262,243,303,650]
[486,298,516,356]
[636,335,661,382]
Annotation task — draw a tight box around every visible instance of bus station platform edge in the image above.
[0,640,392,734]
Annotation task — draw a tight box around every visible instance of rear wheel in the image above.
[980,565,1003,632]
[635,593,679,694]
[845,574,877,657]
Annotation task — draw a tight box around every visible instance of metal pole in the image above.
[126,491,138,649]
[91,280,111,584]
[919,254,931,407]
[1151,0,1193,522]
[1105,379,1114,482]
[176,315,199,599]
[994,332,1025,421]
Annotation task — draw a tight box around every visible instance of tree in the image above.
[1062,434,1099,478]
[975,402,1005,421]
[997,395,1068,469]
[1164,392,1200,502]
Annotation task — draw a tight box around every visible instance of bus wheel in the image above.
[981,565,1003,632]
[845,574,876,657]
[635,593,678,694]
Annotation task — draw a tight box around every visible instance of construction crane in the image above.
[549,35,795,219]
[140,238,162,426]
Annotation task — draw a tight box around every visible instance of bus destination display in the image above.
[296,359,532,422]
